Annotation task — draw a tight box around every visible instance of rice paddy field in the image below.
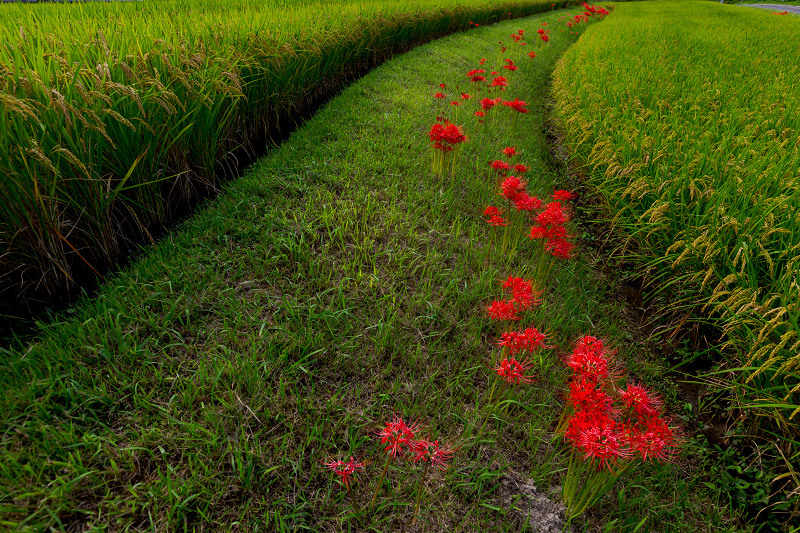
[0,0,560,311]
[552,0,800,526]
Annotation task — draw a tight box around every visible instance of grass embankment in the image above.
[553,0,800,528]
[0,8,740,532]
[0,0,565,310]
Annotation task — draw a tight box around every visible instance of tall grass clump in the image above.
[552,0,800,522]
[0,0,562,310]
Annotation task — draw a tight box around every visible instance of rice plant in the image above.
[0,0,559,306]
[552,0,800,523]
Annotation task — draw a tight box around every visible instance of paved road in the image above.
[743,4,800,13]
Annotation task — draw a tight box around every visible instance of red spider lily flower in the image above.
[378,417,419,456]
[461,93,471,100]
[428,440,456,469]
[441,124,466,144]
[541,35,550,42]
[409,438,432,463]
[490,76,508,87]
[564,409,614,444]
[537,201,569,226]
[475,111,486,118]
[451,101,460,106]
[566,336,612,382]
[502,276,541,310]
[518,29,525,36]
[553,190,576,200]
[502,64,519,72]
[546,238,575,259]
[625,416,680,463]
[480,58,487,64]
[429,123,447,148]
[619,383,663,418]
[493,356,536,385]
[429,123,467,152]
[530,221,566,241]
[575,335,607,354]
[483,206,501,217]
[497,327,552,354]
[576,419,631,470]
[502,146,519,158]
[502,178,530,205]
[537,29,546,35]
[501,176,526,201]
[481,97,502,111]
[487,300,520,321]
[514,163,530,174]
[323,457,366,489]
[528,51,537,58]
[487,215,509,227]
[513,192,542,212]
[566,349,609,382]
[411,439,456,469]
[567,377,614,413]
[490,159,512,173]
[439,83,446,89]
[467,69,486,82]
[502,98,528,113]
[434,92,446,99]
[500,45,507,53]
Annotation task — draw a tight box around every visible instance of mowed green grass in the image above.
[0,0,559,305]
[553,0,800,525]
[0,8,741,532]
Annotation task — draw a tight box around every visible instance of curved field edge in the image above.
[552,0,800,523]
[0,0,565,309]
[0,8,740,531]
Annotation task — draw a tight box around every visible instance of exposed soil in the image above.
[498,470,570,532]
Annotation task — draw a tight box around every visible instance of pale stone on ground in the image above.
[498,470,570,532]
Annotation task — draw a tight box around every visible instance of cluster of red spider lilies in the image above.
[321,3,678,523]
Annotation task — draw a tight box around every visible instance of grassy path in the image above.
[1,7,739,532]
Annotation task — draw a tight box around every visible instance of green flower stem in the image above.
[562,451,631,520]
[369,454,392,514]
[411,460,430,526]
[476,378,500,442]
[449,147,459,181]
